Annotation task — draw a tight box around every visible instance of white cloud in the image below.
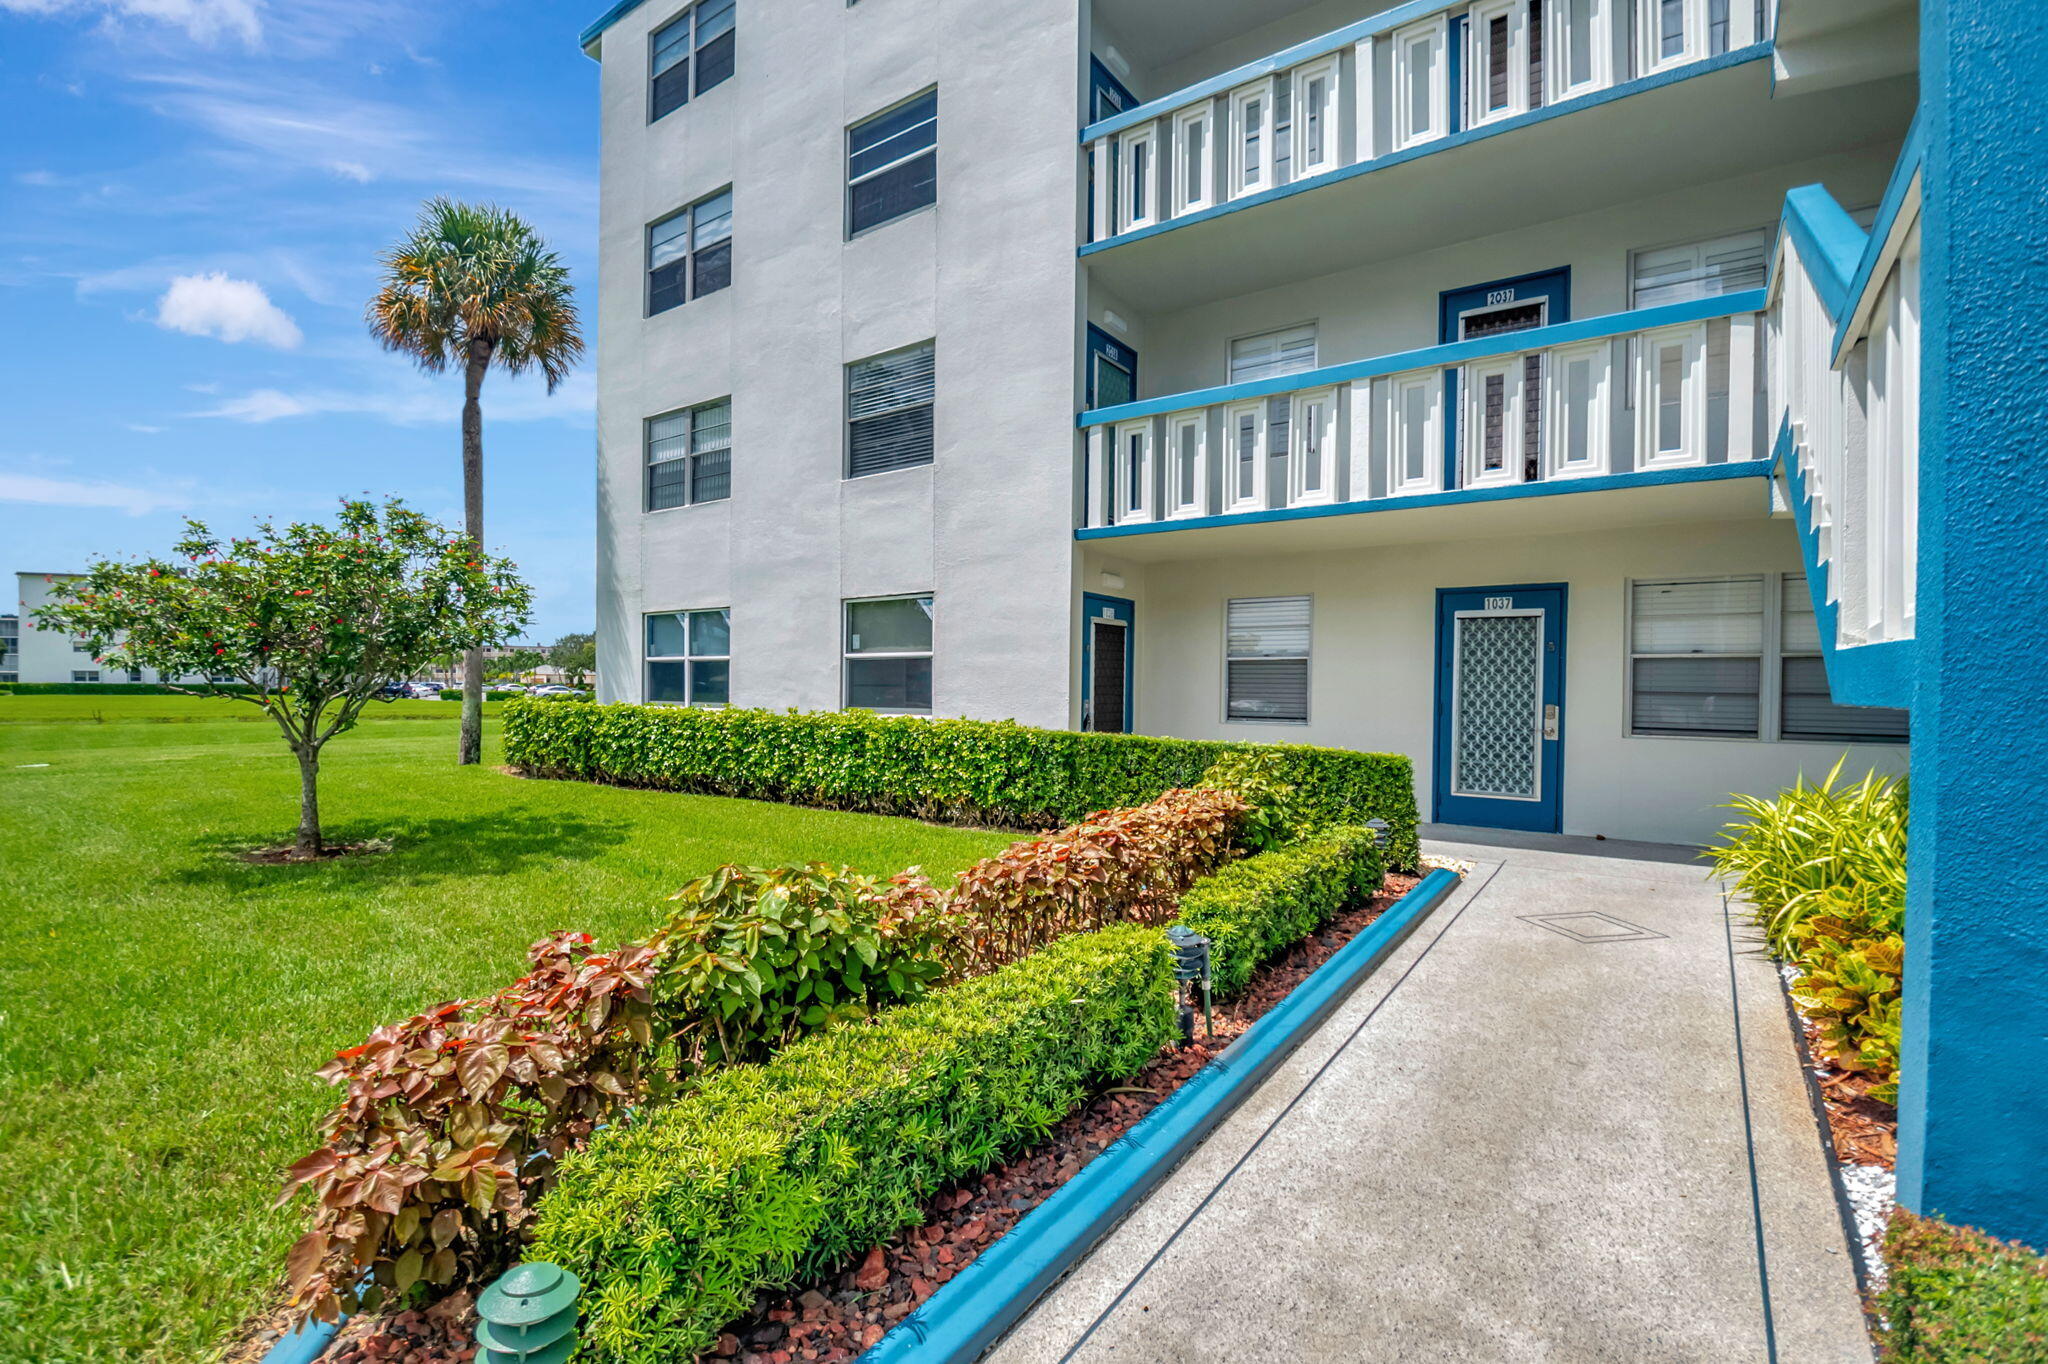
[0,472,190,517]
[190,370,595,427]
[154,271,303,349]
[0,0,262,46]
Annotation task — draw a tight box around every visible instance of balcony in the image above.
[1078,292,1773,551]
[1081,0,1915,312]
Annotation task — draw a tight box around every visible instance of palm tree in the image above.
[368,199,584,765]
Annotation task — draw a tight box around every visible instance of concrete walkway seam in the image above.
[1722,885,1781,1364]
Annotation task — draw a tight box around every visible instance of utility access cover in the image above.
[1519,912,1666,944]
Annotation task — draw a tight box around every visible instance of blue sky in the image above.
[1,0,603,642]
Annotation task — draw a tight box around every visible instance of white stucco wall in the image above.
[591,0,1084,724]
[1086,514,1909,846]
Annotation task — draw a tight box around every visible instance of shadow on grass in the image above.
[176,809,635,890]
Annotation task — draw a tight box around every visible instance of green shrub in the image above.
[1708,761,1908,1099]
[439,688,523,701]
[527,924,1176,1363]
[656,863,941,1070]
[502,701,1419,868]
[1197,748,1318,853]
[1176,826,1384,997]
[1877,1210,2048,1362]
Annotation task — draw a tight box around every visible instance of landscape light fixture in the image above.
[1165,924,1212,1041]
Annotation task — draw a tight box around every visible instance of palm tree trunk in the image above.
[459,342,490,766]
[295,745,322,856]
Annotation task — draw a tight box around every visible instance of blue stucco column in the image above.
[1896,0,2048,1249]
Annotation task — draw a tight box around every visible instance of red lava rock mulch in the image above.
[712,870,1421,1364]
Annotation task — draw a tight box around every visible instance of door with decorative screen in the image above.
[1081,593,1134,733]
[1434,585,1566,831]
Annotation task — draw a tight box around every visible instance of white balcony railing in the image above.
[1083,0,1770,244]
[1079,294,1766,529]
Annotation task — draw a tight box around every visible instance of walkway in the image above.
[987,828,1871,1364]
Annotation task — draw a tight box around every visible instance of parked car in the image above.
[405,682,441,699]
[529,684,585,696]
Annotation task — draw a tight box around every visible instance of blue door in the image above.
[1434,585,1566,832]
[1081,593,1135,733]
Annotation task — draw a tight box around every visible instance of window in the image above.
[1635,322,1706,468]
[1225,401,1265,510]
[1228,324,1317,383]
[1779,578,1908,742]
[1290,387,1337,504]
[1115,420,1153,521]
[1548,0,1612,101]
[847,342,935,477]
[648,0,736,123]
[1544,340,1612,478]
[848,89,937,235]
[646,398,732,510]
[1469,0,1529,125]
[1385,369,1444,496]
[0,615,16,673]
[1628,575,1907,742]
[645,608,730,705]
[1117,124,1157,232]
[1226,596,1310,723]
[647,188,733,316]
[1630,226,1774,308]
[72,670,100,683]
[844,596,932,712]
[1168,414,1206,517]
[1463,355,1527,488]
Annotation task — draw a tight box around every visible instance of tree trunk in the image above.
[459,342,490,767]
[296,745,322,857]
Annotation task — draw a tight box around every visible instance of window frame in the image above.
[1114,418,1154,523]
[845,340,937,479]
[1288,385,1339,505]
[1547,0,1614,103]
[1384,368,1446,497]
[1623,573,1907,743]
[1116,122,1160,233]
[1391,14,1450,151]
[1290,55,1341,180]
[1634,321,1708,470]
[1223,595,1313,726]
[1167,412,1208,519]
[646,0,737,125]
[1227,78,1275,199]
[1461,354,1528,489]
[842,594,934,715]
[644,607,732,706]
[1543,339,1613,480]
[846,87,939,239]
[1224,400,1267,511]
[72,670,100,684]
[1171,102,1216,215]
[1466,0,1531,127]
[645,186,734,317]
[645,396,733,512]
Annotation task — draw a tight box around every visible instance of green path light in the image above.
[475,1263,580,1364]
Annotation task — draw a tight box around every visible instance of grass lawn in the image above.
[0,694,1016,1363]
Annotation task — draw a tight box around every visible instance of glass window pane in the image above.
[1631,656,1760,735]
[849,91,938,178]
[651,14,691,74]
[1226,658,1308,722]
[688,608,730,657]
[1093,356,1134,408]
[1227,596,1311,658]
[695,27,735,92]
[849,152,936,233]
[649,211,690,268]
[692,239,732,297]
[652,61,690,120]
[692,192,732,247]
[1657,344,1685,450]
[846,597,933,653]
[847,656,931,711]
[647,612,688,658]
[1631,577,1764,654]
[691,401,732,453]
[648,459,689,510]
[647,660,690,703]
[689,658,731,705]
[695,0,734,42]
[691,448,731,501]
[648,410,692,463]
[1781,657,1909,742]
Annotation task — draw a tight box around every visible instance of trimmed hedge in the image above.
[527,924,1176,1364]
[1877,1210,2048,1362]
[1177,825,1384,997]
[0,681,257,695]
[438,688,524,701]
[503,701,1420,868]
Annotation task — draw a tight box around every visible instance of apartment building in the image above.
[7,572,185,685]
[583,0,1918,848]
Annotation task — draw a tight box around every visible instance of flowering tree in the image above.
[36,499,532,857]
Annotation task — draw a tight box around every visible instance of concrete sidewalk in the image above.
[987,829,1870,1364]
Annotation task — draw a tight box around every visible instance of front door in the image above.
[1081,593,1134,733]
[1434,585,1566,832]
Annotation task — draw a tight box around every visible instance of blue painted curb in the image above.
[258,1315,343,1364]
[857,866,1463,1364]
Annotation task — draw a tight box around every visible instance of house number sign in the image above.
[1485,596,1513,611]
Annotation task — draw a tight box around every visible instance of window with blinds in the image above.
[848,90,937,236]
[1629,226,1774,308]
[1779,577,1909,743]
[1226,596,1310,723]
[1628,575,1908,742]
[845,595,933,713]
[1228,324,1318,383]
[846,342,935,477]
[646,608,730,705]
[646,398,731,511]
[646,188,733,316]
[648,0,736,123]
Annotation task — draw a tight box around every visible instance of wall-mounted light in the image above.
[1100,571,1125,591]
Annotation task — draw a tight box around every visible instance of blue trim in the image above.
[579,0,648,50]
[1080,592,1136,733]
[1771,421,1918,707]
[259,1317,342,1364]
[1080,0,1448,143]
[856,869,1464,1364]
[1441,367,1461,493]
[1776,185,1867,321]
[1081,46,1774,255]
[1830,113,1927,360]
[1437,267,1572,344]
[1078,459,1773,541]
[1447,13,1467,136]
[1433,586,1567,833]
[1079,293,1766,428]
